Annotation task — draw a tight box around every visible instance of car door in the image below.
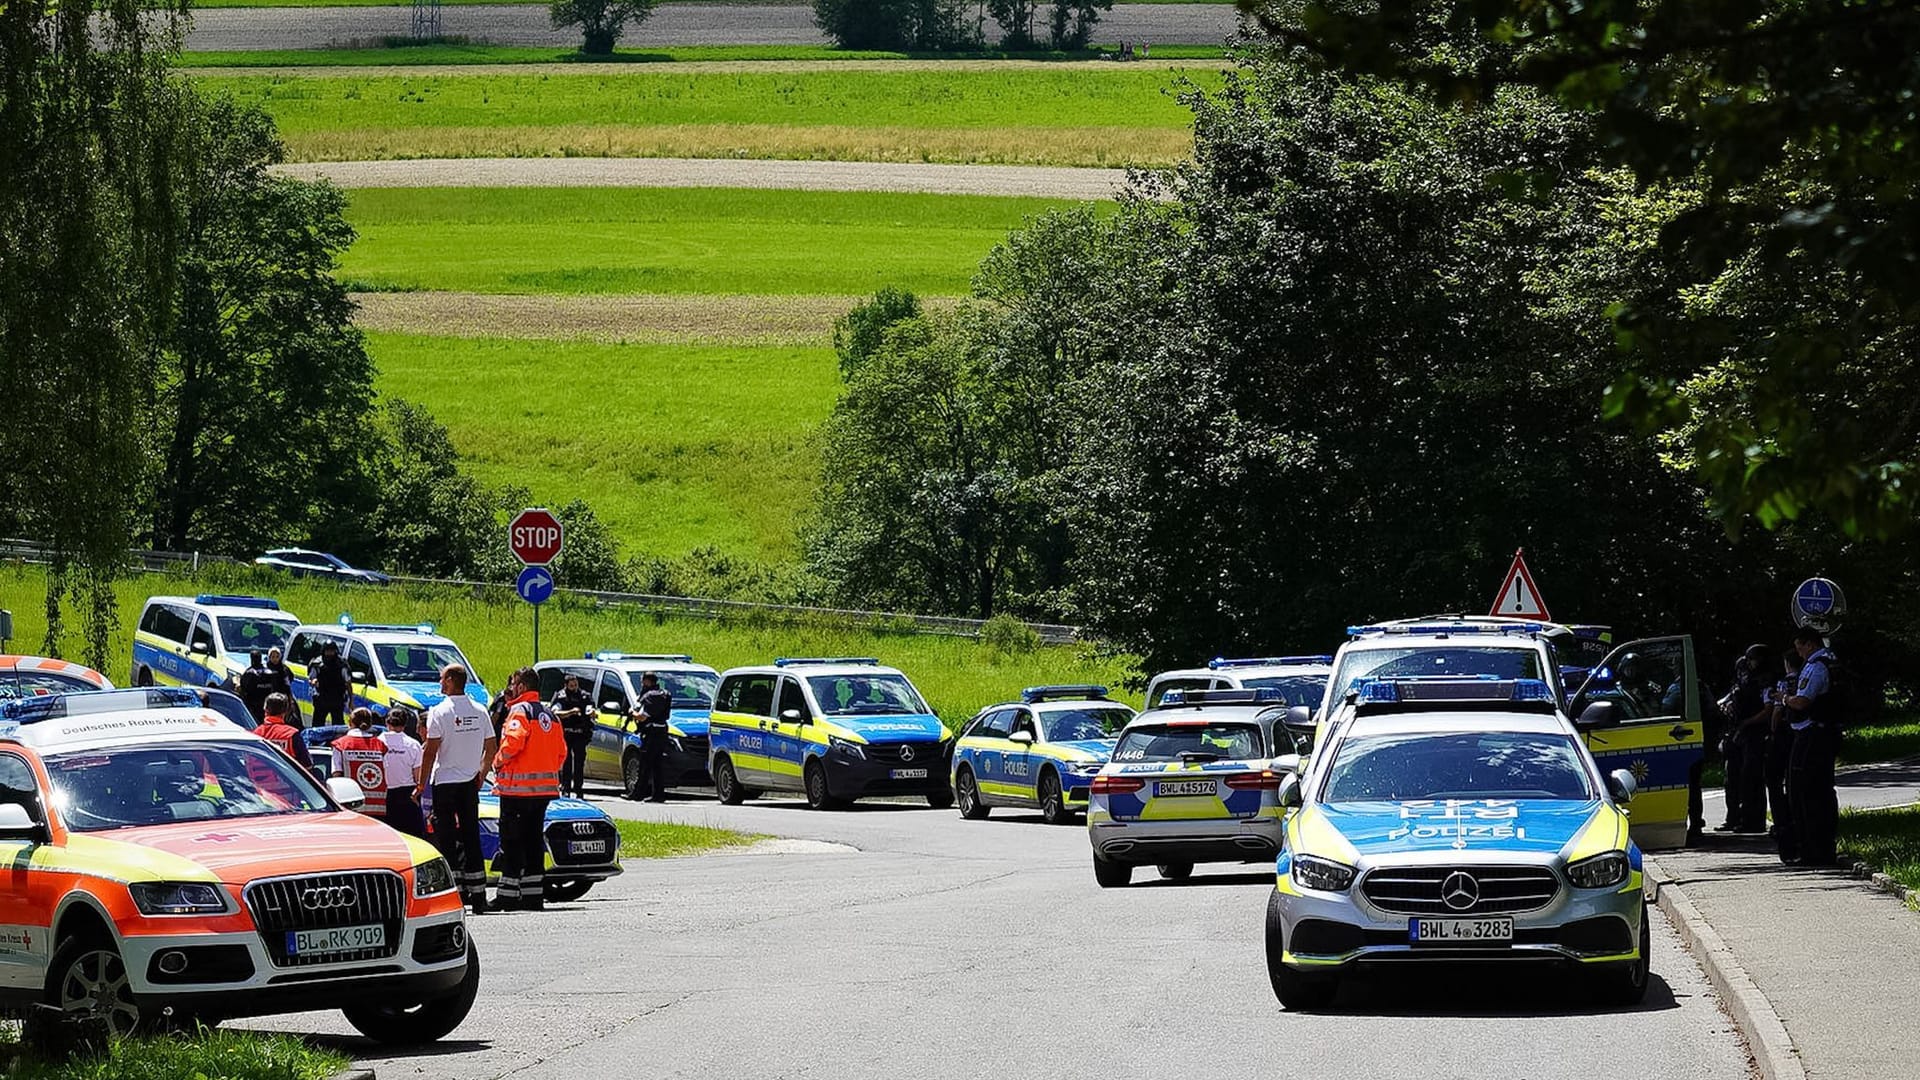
[347,641,378,712]
[0,752,50,992]
[1571,635,1702,850]
[959,708,1016,802]
[765,677,814,792]
[187,614,219,684]
[587,669,630,782]
[1004,708,1041,803]
[711,673,777,787]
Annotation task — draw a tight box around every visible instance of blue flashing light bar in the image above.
[195,594,280,610]
[0,687,200,725]
[1208,655,1334,670]
[590,651,694,663]
[773,657,879,668]
[338,614,436,635]
[1021,684,1109,703]
[1353,677,1553,705]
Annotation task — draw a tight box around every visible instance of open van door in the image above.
[1569,635,1702,850]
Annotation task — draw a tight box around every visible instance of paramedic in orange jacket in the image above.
[491,667,567,911]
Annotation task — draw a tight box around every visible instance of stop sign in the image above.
[508,507,565,565]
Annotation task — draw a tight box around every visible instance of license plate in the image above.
[568,839,609,855]
[1409,917,1514,943]
[1155,779,1216,797]
[287,923,385,957]
[890,768,929,779]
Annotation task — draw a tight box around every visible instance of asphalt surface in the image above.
[184,4,1244,51]
[256,790,1753,1080]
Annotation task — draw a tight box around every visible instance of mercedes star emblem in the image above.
[898,745,915,762]
[1440,871,1480,912]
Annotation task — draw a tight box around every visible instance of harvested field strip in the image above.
[352,291,865,344]
[182,54,1229,73]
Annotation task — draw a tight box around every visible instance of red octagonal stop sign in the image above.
[508,507,565,565]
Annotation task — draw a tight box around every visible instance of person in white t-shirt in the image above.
[422,664,498,913]
[380,705,428,837]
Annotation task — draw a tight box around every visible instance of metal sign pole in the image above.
[533,603,541,664]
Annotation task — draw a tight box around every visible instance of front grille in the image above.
[1361,865,1560,916]
[863,742,938,765]
[545,819,618,866]
[243,870,407,968]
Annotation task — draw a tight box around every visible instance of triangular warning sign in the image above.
[1490,549,1551,621]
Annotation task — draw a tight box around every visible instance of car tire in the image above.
[955,767,990,820]
[1265,891,1337,1010]
[1038,770,1073,825]
[622,754,645,801]
[133,666,153,688]
[542,878,595,904]
[714,755,746,806]
[1093,855,1133,888]
[1594,904,1652,1007]
[44,934,146,1038]
[804,760,844,811]
[344,940,481,1044]
[924,787,954,810]
[1156,862,1194,882]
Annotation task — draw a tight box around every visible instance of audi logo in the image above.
[572,822,597,836]
[1440,871,1480,912]
[301,886,359,911]
[898,745,916,762]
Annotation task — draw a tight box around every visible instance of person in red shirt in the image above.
[491,667,568,911]
[255,693,305,764]
[332,707,391,819]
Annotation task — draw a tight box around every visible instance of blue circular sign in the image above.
[516,564,556,606]
[1795,578,1835,616]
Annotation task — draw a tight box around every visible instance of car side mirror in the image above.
[350,667,372,682]
[1607,768,1638,805]
[602,700,622,712]
[1008,729,1035,745]
[780,708,805,723]
[0,803,48,844]
[189,641,212,656]
[1283,705,1314,731]
[326,777,366,810]
[1277,775,1304,809]
[1269,754,1301,776]
[1575,700,1623,731]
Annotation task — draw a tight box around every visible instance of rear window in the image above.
[0,671,101,698]
[1321,731,1594,803]
[1238,674,1328,707]
[1112,722,1263,763]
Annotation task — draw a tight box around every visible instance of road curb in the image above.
[1645,857,1806,1080]
[1852,862,1920,909]
[329,1070,376,1080]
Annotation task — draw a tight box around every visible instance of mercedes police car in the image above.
[1087,689,1302,887]
[283,618,491,717]
[949,685,1135,824]
[1266,676,1649,1010]
[1145,655,1333,710]
[534,653,720,798]
[131,594,301,690]
[706,658,951,810]
[0,691,477,1041]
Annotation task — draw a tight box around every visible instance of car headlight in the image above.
[827,735,866,759]
[1567,851,1630,889]
[414,857,457,897]
[1291,855,1357,893]
[129,882,228,916]
[1065,760,1103,776]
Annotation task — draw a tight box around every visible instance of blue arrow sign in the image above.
[516,564,555,606]
[1795,578,1835,617]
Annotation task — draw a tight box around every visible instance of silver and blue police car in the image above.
[1266,677,1649,1010]
[949,685,1135,824]
[1087,689,1302,887]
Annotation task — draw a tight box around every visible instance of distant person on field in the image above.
[551,673,596,798]
[1785,628,1843,866]
[309,640,352,728]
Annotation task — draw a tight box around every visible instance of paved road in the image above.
[257,791,1751,1080]
[277,157,1136,198]
[184,3,1243,51]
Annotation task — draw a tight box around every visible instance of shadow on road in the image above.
[1320,969,1683,1018]
[274,1034,494,1061]
[1130,870,1274,888]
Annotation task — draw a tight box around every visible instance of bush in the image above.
[980,613,1041,654]
[813,0,978,51]
[550,0,658,55]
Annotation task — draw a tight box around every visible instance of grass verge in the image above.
[340,187,1080,296]
[1,1029,345,1080]
[614,818,763,858]
[180,45,1229,66]
[1838,805,1920,893]
[1839,711,1920,766]
[0,564,1133,724]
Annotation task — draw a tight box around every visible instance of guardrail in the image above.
[0,539,1084,645]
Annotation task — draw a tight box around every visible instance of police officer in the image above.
[239,650,272,721]
[492,667,567,911]
[332,707,391,820]
[1719,645,1774,833]
[261,647,297,724]
[1767,648,1803,859]
[310,641,352,728]
[551,673,596,798]
[630,672,672,803]
[1786,628,1842,866]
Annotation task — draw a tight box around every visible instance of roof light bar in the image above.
[1346,622,1547,638]
[1020,684,1109,703]
[1159,688,1282,707]
[195,594,281,610]
[1352,677,1556,708]
[0,687,201,725]
[337,615,436,635]
[1207,655,1334,670]
[773,657,879,667]
[589,651,694,663]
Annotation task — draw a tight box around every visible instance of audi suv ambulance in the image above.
[131,595,301,691]
[533,653,721,798]
[950,685,1134,824]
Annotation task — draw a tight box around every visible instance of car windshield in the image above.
[376,642,469,683]
[1042,707,1132,742]
[805,674,928,716]
[1322,731,1595,802]
[1239,674,1329,707]
[0,671,101,698]
[656,671,719,708]
[47,741,331,831]
[217,616,299,654]
[1112,722,1264,763]
[1331,646,1544,702]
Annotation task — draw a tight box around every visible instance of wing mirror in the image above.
[0,803,48,844]
[1008,729,1035,745]
[1282,705,1314,733]
[326,777,367,810]
[349,667,372,682]
[189,641,213,656]
[1575,700,1623,731]
[1269,754,1301,776]
[1277,774,1304,809]
[1606,768,1638,805]
[780,708,805,723]
[602,700,622,712]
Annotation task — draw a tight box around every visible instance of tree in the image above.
[550,0,658,55]
[151,96,376,554]
[1046,0,1112,50]
[356,399,496,579]
[813,0,977,50]
[986,0,1038,48]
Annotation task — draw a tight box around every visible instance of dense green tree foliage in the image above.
[549,0,659,55]
[813,0,978,50]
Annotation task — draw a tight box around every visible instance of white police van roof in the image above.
[564,652,717,673]
[150,594,296,620]
[294,620,459,647]
[726,658,907,678]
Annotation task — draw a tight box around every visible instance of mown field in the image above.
[0,564,1135,723]
[193,66,1212,164]
[181,45,1228,66]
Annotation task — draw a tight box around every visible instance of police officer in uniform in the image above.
[493,667,567,910]
[1786,628,1842,866]
[551,673,596,798]
[630,672,672,803]
[310,641,352,728]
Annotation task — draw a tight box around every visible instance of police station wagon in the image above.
[950,685,1134,824]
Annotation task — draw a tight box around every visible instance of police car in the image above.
[1265,677,1649,1010]
[131,594,301,690]
[1145,656,1333,710]
[949,685,1135,824]
[533,653,721,798]
[283,618,491,718]
[1087,689,1300,887]
[706,658,952,810]
[0,691,477,1041]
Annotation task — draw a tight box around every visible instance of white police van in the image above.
[131,595,301,690]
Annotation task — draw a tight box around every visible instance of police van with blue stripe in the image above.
[705,658,952,810]
[283,618,491,718]
[949,685,1135,824]
[131,595,302,690]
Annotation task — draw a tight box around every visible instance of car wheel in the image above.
[714,755,745,806]
[956,767,990,820]
[1038,770,1073,825]
[622,754,645,801]
[924,786,954,809]
[133,666,153,688]
[1594,904,1652,1007]
[344,940,480,1044]
[1156,862,1194,882]
[45,935,144,1038]
[1093,855,1133,888]
[542,878,594,904]
[1266,891,1337,1010]
[804,760,844,811]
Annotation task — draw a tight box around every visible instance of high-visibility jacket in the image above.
[255,720,303,762]
[334,730,391,816]
[494,695,565,798]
